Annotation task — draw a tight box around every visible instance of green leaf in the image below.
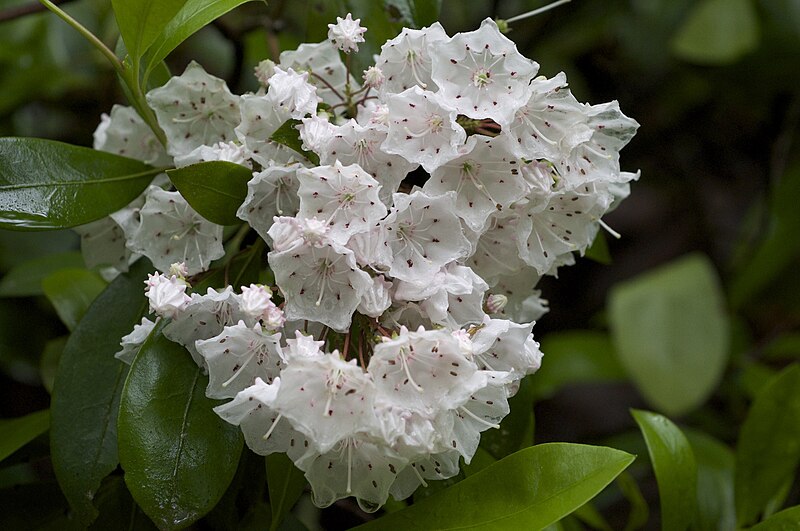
[118,330,243,530]
[735,364,800,526]
[532,331,625,400]
[584,231,612,265]
[0,251,83,297]
[671,0,759,65]
[383,0,416,27]
[0,409,49,463]
[266,453,307,531]
[0,138,161,230]
[50,258,152,525]
[40,336,67,394]
[750,505,800,531]
[355,443,634,530]
[616,471,649,531]
[42,268,107,331]
[684,430,735,531]
[608,254,730,416]
[764,333,800,360]
[412,0,441,27]
[631,409,697,531]
[731,166,800,307]
[111,0,188,62]
[270,120,320,165]
[143,0,256,77]
[167,161,252,226]
[89,476,158,531]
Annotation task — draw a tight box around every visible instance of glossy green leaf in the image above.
[632,409,697,531]
[672,0,759,65]
[532,331,625,400]
[356,443,634,530]
[684,430,735,531]
[42,268,107,330]
[270,120,320,165]
[167,161,252,226]
[111,0,187,62]
[735,364,800,526]
[0,409,49,462]
[143,0,256,77]
[750,505,800,531]
[118,330,243,530]
[609,254,730,416]
[0,251,83,297]
[50,258,152,525]
[0,138,161,230]
[266,453,307,531]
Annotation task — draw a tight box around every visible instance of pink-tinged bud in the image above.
[485,293,508,314]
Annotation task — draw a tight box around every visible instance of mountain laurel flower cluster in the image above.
[85,15,639,512]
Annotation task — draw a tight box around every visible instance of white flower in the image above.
[327,13,367,53]
[237,165,302,241]
[235,94,297,167]
[115,317,156,364]
[127,187,224,275]
[144,272,190,319]
[266,66,321,119]
[269,239,372,331]
[383,191,471,282]
[296,161,387,244]
[430,18,539,127]
[196,320,284,398]
[357,275,393,318]
[240,284,275,322]
[382,87,466,172]
[146,61,241,157]
[93,104,170,166]
[254,59,276,86]
[376,22,449,97]
[280,41,352,106]
[174,140,253,169]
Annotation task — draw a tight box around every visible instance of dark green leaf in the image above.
[609,254,730,416]
[412,0,441,27]
[40,336,67,394]
[143,0,257,77]
[270,120,320,165]
[50,258,152,525]
[585,231,612,265]
[764,333,800,360]
[167,161,252,226]
[0,482,82,531]
[481,376,535,458]
[0,409,49,462]
[572,502,612,531]
[631,409,697,531]
[111,0,188,62]
[735,364,800,526]
[684,430,735,531]
[266,453,307,531]
[89,476,158,531]
[671,0,759,65]
[383,0,416,27]
[730,166,800,307]
[750,505,800,530]
[118,330,243,529]
[356,443,634,530]
[0,138,161,230]
[532,331,625,400]
[615,471,648,531]
[42,268,107,330]
[0,251,83,297]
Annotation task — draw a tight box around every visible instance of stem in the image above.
[343,331,351,359]
[504,0,571,24]
[39,0,124,77]
[310,72,346,102]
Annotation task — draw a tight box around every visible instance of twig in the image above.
[0,0,73,23]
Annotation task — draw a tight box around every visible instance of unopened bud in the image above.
[254,59,276,87]
[485,293,508,314]
[363,66,385,88]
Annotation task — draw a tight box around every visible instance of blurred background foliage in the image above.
[1,0,799,529]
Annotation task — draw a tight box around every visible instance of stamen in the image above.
[598,218,621,239]
[262,413,283,440]
[459,406,500,429]
[505,0,572,24]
